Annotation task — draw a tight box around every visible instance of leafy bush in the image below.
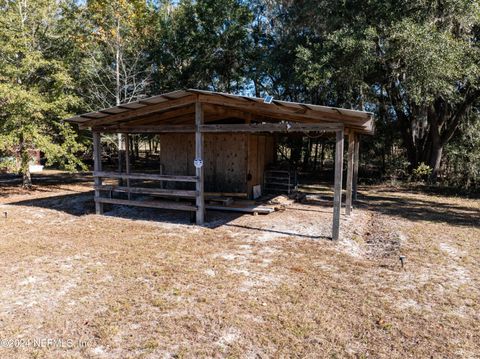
[412,162,432,182]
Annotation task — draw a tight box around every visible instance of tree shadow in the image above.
[5,191,95,215]
[359,192,480,227]
[0,172,94,198]
[379,185,480,199]
[223,223,331,240]
[5,191,246,228]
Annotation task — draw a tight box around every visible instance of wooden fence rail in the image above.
[93,171,197,183]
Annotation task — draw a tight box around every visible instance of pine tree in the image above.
[0,0,86,187]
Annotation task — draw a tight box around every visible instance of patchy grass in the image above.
[0,172,479,358]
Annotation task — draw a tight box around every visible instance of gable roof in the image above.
[66,89,374,134]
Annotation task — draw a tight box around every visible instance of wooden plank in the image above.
[200,123,343,133]
[96,124,195,133]
[195,100,205,224]
[117,133,123,186]
[257,135,266,193]
[94,171,197,182]
[95,197,197,212]
[205,192,248,198]
[94,185,197,198]
[93,131,103,214]
[353,134,360,201]
[95,186,246,200]
[124,133,131,199]
[332,129,344,240]
[158,134,194,188]
[205,204,274,214]
[208,133,247,193]
[345,131,355,215]
[97,114,371,134]
[265,135,275,165]
[207,197,234,206]
[247,134,259,197]
[94,122,344,134]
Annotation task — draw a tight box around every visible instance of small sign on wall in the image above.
[194,158,203,168]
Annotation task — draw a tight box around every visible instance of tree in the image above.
[0,0,86,187]
[384,9,480,178]
[77,0,156,108]
[150,0,253,93]
[275,0,480,179]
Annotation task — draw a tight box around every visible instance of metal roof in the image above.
[66,89,374,134]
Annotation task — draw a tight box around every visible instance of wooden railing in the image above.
[93,171,198,212]
[93,171,197,182]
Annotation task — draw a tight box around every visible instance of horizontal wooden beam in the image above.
[205,204,274,214]
[94,125,194,133]
[200,122,344,133]
[93,122,344,134]
[94,171,198,182]
[95,185,197,198]
[95,197,197,212]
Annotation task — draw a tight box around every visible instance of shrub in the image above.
[412,162,432,182]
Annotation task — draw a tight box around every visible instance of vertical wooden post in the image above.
[353,134,360,201]
[93,131,103,215]
[332,128,344,240]
[346,131,355,215]
[124,133,131,200]
[195,100,205,225]
[117,133,124,186]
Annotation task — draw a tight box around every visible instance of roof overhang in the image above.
[66,89,374,135]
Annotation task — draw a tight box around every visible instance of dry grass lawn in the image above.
[0,172,479,358]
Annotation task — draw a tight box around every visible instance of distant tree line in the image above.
[0,0,478,189]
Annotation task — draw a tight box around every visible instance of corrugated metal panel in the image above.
[65,89,374,134]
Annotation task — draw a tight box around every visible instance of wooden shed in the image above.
[156,132,276,196]
[66,89,374,240]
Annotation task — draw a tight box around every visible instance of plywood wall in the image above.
[159,133,275,197]
[159,133,248,193]
[247,134,276,197]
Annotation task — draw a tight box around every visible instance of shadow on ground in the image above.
[223,223,331,240]
[0,172,93,188]
[359,192,480,228]
[5,190,250,229]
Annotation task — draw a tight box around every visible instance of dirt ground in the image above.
[0,171,479,358]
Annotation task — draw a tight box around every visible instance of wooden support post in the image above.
[353,134,360,201]
[346,131,355,215]
[93,131,104,214]
[124,133,131,200]
[195,100,205,225]
[332,129,344,240]
[117,133,124,186]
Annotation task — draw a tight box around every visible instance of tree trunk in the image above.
[319,142,325,171]
[134,136,139,158]
[313,138,319,170]
[22,170,32,188]
[19,135,32,188]
[429,143,443,180]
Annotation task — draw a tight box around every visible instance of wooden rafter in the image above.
[93,122,344,134]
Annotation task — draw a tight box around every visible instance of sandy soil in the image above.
[0,172,479,358]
